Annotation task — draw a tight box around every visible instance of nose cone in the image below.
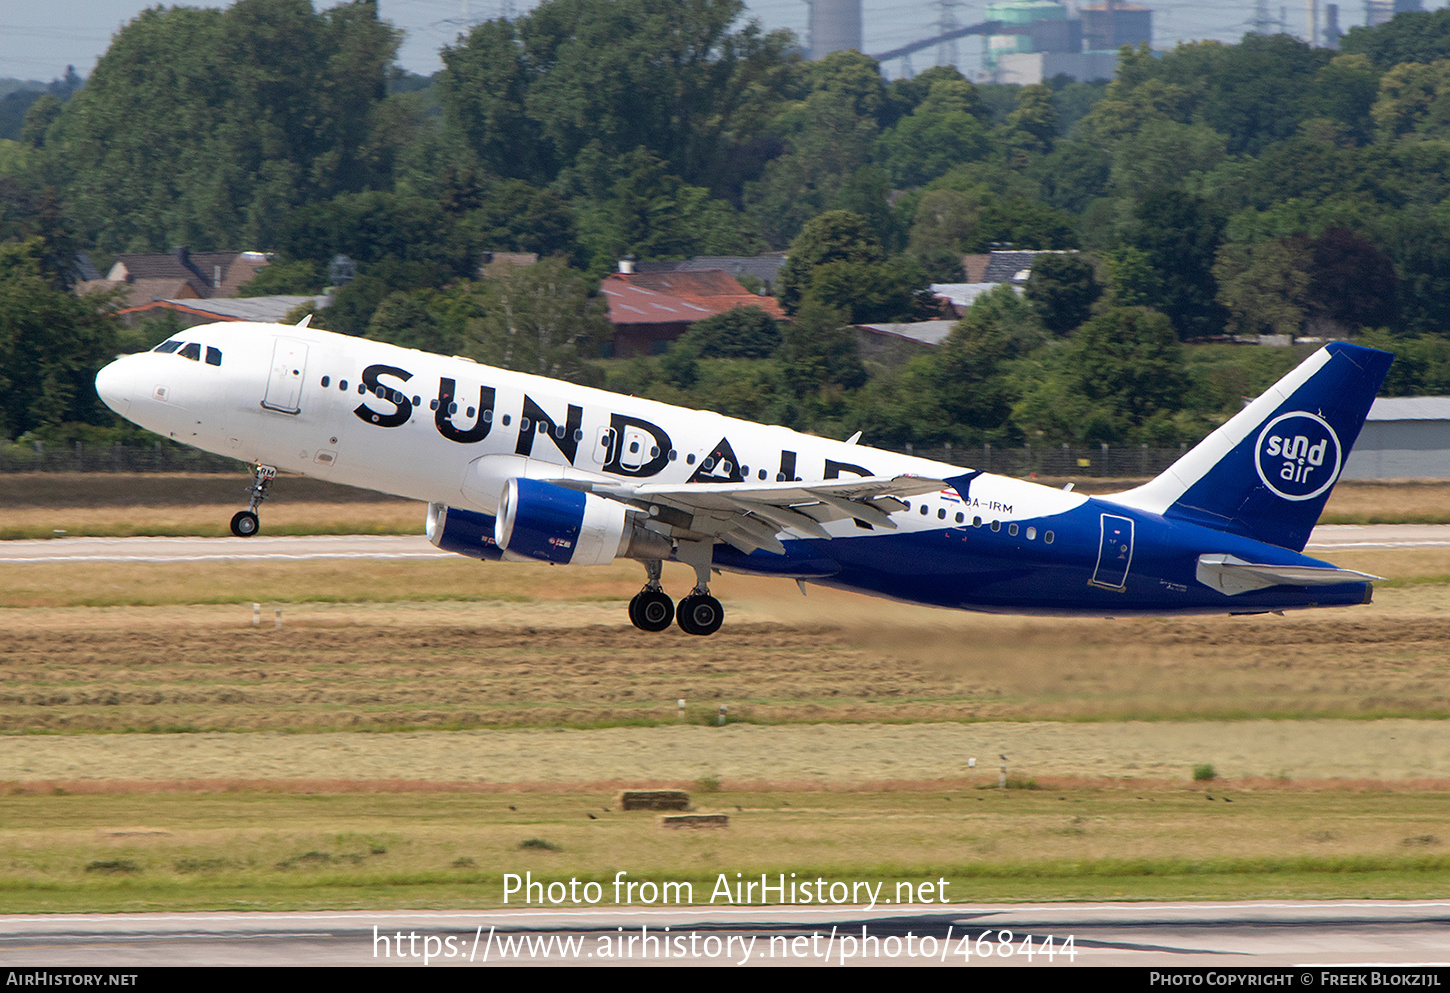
[95,357,133,417]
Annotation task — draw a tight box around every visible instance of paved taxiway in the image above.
[3,902,1449,966]
[0,524,1445,564]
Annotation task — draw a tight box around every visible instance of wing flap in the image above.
[566,473,942,552]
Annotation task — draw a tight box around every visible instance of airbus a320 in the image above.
[94,322,1392,636]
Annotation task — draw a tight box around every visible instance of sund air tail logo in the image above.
[1254,411,1342,501]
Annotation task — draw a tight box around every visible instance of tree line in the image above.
[6,0,1450,451]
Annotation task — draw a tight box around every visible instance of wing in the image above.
[560,475,948,555]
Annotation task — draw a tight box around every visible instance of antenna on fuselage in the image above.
[845,431,862,445]
[295,314,312,328]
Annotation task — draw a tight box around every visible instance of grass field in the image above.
[2,473,1449,538]
[2,789,1449,912]
[3,473,1449,910]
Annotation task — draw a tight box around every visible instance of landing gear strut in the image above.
[230,464,276,537]
[628,560,674,632]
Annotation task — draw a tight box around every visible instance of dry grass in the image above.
[2,556,1450,731]
[3,474,1450,537]
[2,788,1449,912]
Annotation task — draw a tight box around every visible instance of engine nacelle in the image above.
[426,503,503,561]
[494,477,671,565]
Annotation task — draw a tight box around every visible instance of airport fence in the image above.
[890,443,1188,478]
[0,441,1187,478]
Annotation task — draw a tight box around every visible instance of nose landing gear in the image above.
[230,464,277,537]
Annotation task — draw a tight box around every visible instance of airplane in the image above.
[94,321,1392,635]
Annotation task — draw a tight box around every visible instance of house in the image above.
[635,253,789,294]
[115,294,329,329]
[601,263,786,358]
[855,320,959,363]
[77,247,270,310]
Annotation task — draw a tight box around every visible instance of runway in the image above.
[1,524,1446,563]
[3,902,1449,966]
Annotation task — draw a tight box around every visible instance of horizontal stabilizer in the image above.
[1196,554,1380,596]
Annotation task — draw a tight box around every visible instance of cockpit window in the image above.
[206,346,222,366]
[178,342,202,361]
[154,340,183,353]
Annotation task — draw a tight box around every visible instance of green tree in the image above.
[1126,191,1227,339]
[0,237,119,437]
[1002,83,1058,164]
[1060,306,1187,443]
[776,210,885,313]
[1025,253,1101,335]
[1213,238,1313,337]
[933,284,1044,433]
[462,258,612,383]
[776,298,866,396]
[906,188,980,281]
[877,78,992,187]
[680,306,781,358]
[48,0,401,251]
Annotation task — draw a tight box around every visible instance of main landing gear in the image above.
[229,464,277,537]
[627,549,724,636]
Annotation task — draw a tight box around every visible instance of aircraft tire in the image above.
[230,510,259,537]
[630,590,674,632]
[676,594,723,636]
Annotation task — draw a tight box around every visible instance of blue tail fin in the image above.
[1106,342,1393,551]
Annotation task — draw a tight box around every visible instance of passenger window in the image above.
[321,376,330,388]
[430,399,439,411]
[467,407,476,418]
[1044,531,1055,544]
[413,396,421,407]
[904,501,911,510]
[973,516,982,527]
[955,513,964,524]
[758,469,767,480]
[919,505,928,515]
[1008,523,1019,536]
[154,340,182,353]
[630,441,640,453]
[521,418,531,431]
[687,454,696,465]
[501,415,511,425]
[938,508,946,519]
[575,429,585,442]
[206,346,222,366]
[483,409,492,422]
[357,384,365,394]
[340,380,348,391]
[990,520,1001,532]
[178,342,201,361]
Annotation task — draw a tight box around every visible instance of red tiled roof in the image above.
[601,271,784,325]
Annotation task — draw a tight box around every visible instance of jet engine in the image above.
[426,503,504,561]
[494,477,672,566]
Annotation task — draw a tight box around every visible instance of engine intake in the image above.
[495,477,671,565]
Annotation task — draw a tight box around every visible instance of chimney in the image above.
[174,246,189,265]
[618,254,636,275]
[213,264,221,289]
